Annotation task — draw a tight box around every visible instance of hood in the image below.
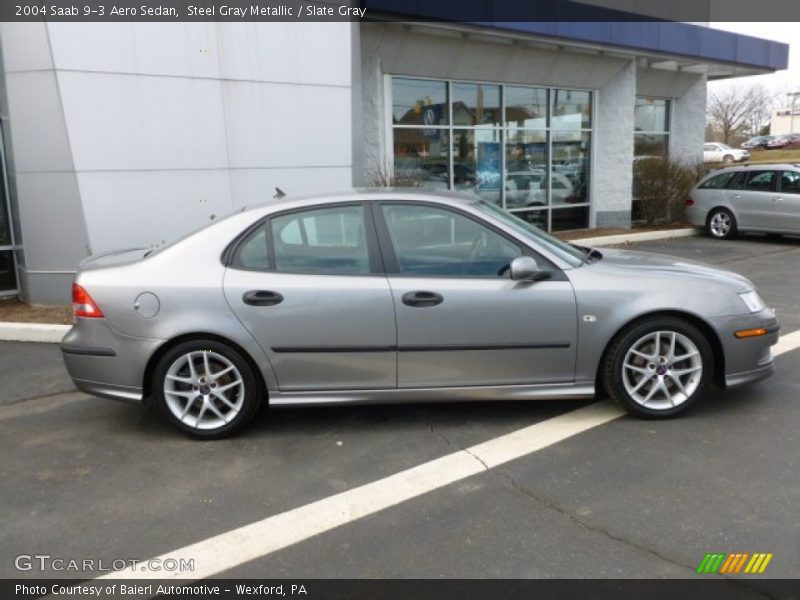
[78,248,149,271]
[590,247,753,292]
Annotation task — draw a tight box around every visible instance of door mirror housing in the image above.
[509,256,540,281]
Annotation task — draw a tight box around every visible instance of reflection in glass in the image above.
[0,250,16,292]
[634,134,669,158]
[634,97,669,133]
[452,83,501,127]
[453,129,502,204]
[392,78,448,126]
[553,89,592,130]
[0,179,9,246]
[507,209,548,231]
[551,206,589,231]
[393,129,450,189]
[551,131,590,205]
[505,129,548,209]
[505,87,548,129]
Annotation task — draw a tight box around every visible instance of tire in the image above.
[706,207,737,240]
[152,339,262,439]
[602,317,714,419]
[722,154,734,164]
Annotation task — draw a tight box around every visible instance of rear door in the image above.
[223,202,397,391]
[724,170,778,229]
[374,201,577,388]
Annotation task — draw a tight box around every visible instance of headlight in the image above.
[738,290,765,313]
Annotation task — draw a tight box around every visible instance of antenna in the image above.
[274,187,286,199]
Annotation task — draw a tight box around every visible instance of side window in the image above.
[699,172,737,189]
[381,204,522,277]
[780,171,800,194]
[231,223,270,270]
[703,144,715,152]
[271,205,370,274]
[743,171,777,192]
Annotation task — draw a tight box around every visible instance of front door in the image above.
[374,202,578,388]
[223,203,396,391]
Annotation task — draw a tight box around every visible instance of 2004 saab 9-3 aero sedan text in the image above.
[61,190,779,438]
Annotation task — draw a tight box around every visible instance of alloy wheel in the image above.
[709,211,731,237]
[163,350,245,430]
[622,330,703,411]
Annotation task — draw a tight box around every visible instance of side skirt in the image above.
[268,382,596,407]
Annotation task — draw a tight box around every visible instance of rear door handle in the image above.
[773,197,784,203]
[243,290,284,306]
[402,291,443,308]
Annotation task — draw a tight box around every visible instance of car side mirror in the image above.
[509,256,540,281]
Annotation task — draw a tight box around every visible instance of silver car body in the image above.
[686,164,800,234]
[62,190,778,407]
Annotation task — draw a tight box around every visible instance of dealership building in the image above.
[0,8,789,303]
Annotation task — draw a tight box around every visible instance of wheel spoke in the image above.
[213,391,237,410]
[668,372,687,395]
[206,401,227,422]
[217,380,243,394]
[671,365,702,376]
[210,365,235,381]
[186,354,198,381]
[625,363,650,374]
[179,395,199,420]
[196,401,207,424]
[167,374,193,384]
[631,372,655,394]
[673,350,699,362]
[667,332,677,361]
[167,389,196,399]
[203,351,211,378]
[629,348,653,360]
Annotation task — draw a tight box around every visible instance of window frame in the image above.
[740,170,779,193]
[779,170,800,194]
[370,200,562,279]
[223,202,385,277]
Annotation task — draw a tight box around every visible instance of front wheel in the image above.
[153,339,262,439]
[602,318,714,418]
[722,154,734,164]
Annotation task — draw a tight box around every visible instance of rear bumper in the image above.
[61,318,161,403]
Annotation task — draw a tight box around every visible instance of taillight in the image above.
[685,198,695,207]
[72,283,104,318]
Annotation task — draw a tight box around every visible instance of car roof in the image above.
[708,163,800,174]
[241,188,481,215]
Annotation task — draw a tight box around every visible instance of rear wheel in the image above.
[153,339,261,439]
[706,207,737,239]
[603,317,713,418]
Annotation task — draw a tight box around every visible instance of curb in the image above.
[0,227,700,344]
[0,322,70,343]
[571,227,699,247]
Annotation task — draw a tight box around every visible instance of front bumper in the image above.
[710,307,779,390]
[61,318,162,403]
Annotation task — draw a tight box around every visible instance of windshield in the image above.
[718,143,732,150]
[474,201,585,267]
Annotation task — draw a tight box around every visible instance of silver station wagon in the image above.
[62,190,778,438]
[686,164,800,239]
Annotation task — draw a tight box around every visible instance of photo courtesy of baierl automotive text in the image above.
[1,0,799,598]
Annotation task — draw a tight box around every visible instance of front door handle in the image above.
[243,290,284,306]
[402,291,443,308]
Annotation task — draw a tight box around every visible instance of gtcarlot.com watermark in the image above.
[14,553,194,573]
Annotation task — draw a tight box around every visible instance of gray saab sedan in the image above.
[62,190,779,438]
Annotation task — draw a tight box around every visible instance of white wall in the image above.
[3,22,355,270]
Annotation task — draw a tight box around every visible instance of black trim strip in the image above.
[60,344,117,357]
[271,346,396,353]
[399,343,571,351]
[271,343,570,353]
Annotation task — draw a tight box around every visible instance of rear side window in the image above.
[699,172,736,189]
[231,224,270,270]
[742,171,777,192]
[781,171,800,194]
[270,205,370,275]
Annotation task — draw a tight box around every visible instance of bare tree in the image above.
[707,85,775,144]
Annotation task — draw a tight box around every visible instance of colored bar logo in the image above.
[697,552,773,574]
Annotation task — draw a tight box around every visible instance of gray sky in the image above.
[709,22,799,102]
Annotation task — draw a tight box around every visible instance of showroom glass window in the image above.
[632,97,671,218]
[0,121,16,294]
[391,78,593,232]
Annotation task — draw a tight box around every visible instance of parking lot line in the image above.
[97,329,800,582]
